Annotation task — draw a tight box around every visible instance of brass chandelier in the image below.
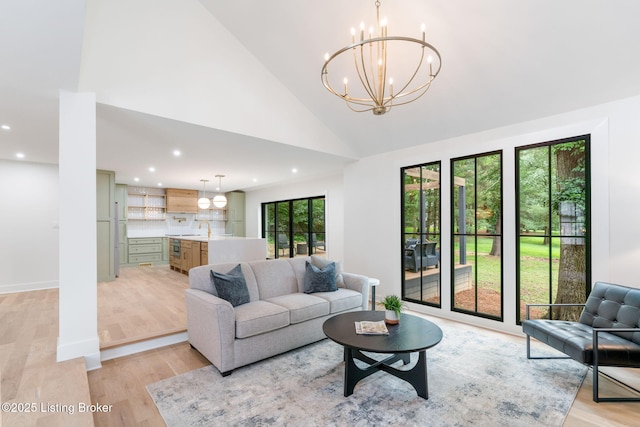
[321,0,441,115]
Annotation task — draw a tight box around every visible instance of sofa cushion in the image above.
[304,261,337,293]
[266,293,330,324]
[250,259,299,299]
[210,264,250,307]
[310,255,345,287]
[313,288,363,313]
[234,301,290,339]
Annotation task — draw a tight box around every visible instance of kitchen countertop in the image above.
[166,235,264,242]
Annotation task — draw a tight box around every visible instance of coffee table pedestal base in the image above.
[344,347,429,399]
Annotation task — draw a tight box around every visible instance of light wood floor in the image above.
[1,265,639,426]
[98,265,189,349]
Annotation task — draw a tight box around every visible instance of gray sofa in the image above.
[185,256,369,376]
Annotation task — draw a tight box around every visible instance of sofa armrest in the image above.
[343,272,370,311]
[525,303,585,320]
[185,288,236,374]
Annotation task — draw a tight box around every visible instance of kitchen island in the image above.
[168,235,267,274]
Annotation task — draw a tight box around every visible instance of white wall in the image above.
[245,174,345,262]
[80,0,354,159]
[0,160,59,292]
[342,94,640,335]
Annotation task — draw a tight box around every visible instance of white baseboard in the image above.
[0,280,59,294]
[100,332,188,362]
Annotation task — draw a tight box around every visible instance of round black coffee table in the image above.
[323,310,442,399]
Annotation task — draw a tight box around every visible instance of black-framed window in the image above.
[515,136,591,323]
[262,196,325,259]
[451,151,503,321]
[401,162,441,307]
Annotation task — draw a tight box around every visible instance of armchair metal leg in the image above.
[592,334,640,402]
[525,334,571,360]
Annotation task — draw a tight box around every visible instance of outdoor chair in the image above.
[311,233,325,252]
[278,233,290,256]
[405,238,419,249]
[404,242,438,272]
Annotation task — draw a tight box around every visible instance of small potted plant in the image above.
[378,294,406,325]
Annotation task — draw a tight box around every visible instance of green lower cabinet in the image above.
[127,237,168,265]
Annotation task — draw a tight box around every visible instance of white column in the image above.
[57,90,101,370]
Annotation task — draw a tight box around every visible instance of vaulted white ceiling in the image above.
[2,0,640,191]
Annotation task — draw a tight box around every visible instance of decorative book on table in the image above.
[355,320,389,335]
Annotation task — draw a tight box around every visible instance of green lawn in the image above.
[450,235,564,309]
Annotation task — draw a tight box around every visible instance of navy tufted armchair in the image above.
[522,281,640,402]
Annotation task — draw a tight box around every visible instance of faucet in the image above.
[199,221,211,239]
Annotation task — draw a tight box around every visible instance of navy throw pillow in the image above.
[304,260,337,293]
[210,264,250,307]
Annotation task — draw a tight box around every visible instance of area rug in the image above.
[147,318,587,427]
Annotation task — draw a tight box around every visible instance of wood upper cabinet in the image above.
[166,188,198,213]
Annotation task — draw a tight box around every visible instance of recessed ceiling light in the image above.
[149,167,155,172]
[1,124,10,131]
[292,168,298,173]
[173,150,181,157]
[16,152,25,159]
[134,177,140,182]
[252,178,258,182]
[157,182,163,186]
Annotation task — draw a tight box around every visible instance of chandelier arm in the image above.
[378,39,388,105]
[369,39,381,105]
[387,83,432,106]
[345,101,375,113]
[393,81,432,101]
[355,43,377,104]
[383,46,427,107]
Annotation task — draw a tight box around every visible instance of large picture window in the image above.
[401,163,441,307]
[451,151,503,320]
[262,196,325,259]
[516,136,590,323]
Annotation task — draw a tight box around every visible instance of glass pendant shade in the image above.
[198,197,211,209]
[213,194,227,208]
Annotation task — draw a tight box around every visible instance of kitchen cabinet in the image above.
[200,242,208,266]
[166,188,198,213]
[179,239,202,273]
[162,237,169,262]
[169,238,181,272]
[128,237,164,264]
[169,238,207,274]
[127,187,166,220]
[97,170,116,282]
[115,184,128,265]
[225,191,246,237]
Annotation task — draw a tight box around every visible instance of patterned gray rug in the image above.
[147,318,587,427]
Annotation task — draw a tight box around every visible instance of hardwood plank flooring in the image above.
[97,266,189,349]
[0,289,93,427]
[87,343,209,427]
